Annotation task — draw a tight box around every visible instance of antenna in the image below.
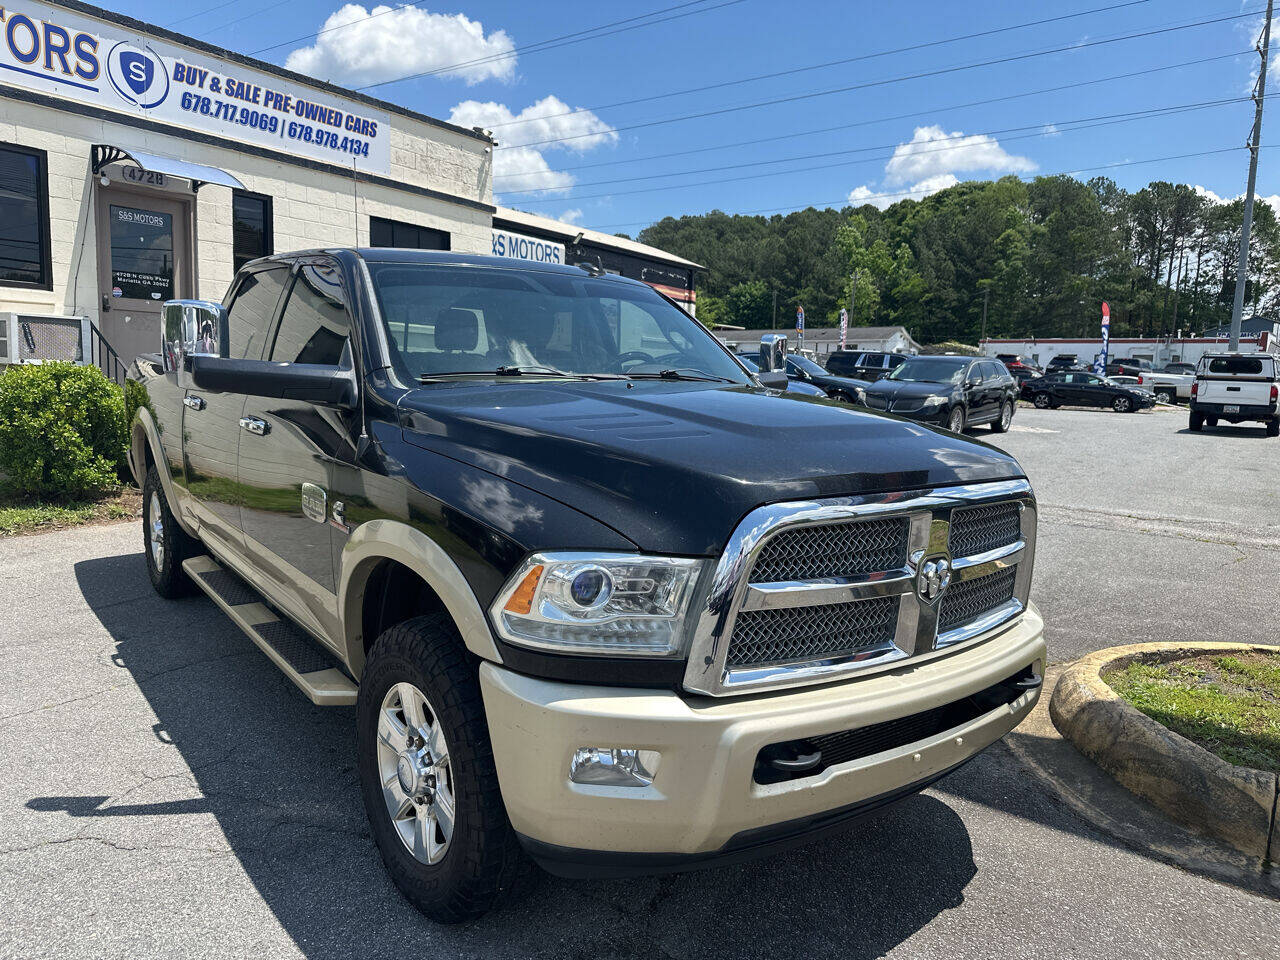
[352,157,360,246]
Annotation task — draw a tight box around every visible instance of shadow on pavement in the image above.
[45,550,979,959]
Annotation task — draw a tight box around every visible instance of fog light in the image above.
[569,747,659,787]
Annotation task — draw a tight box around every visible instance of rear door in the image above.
[238,258,360,631]
[178,264,290,552]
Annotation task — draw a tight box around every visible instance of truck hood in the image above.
[398,380,1024,555]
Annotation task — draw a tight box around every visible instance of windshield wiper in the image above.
[417,366,624,381]
[627,368,735,383]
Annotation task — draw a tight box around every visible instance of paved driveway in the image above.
[1,406,1276,959]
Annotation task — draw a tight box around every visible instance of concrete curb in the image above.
[1049,641,1279,863]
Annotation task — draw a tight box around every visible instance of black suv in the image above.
[861,356,1019,433]
[825,349,909,381]
[126,249,1045,921]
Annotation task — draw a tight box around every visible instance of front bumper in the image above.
[480,603,1046,876]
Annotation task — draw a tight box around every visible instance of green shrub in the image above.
[0,363,127,496]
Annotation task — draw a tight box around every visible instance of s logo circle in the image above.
[106,41,169,109]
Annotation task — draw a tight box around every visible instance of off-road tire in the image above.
[1267,418,1279,438]
[1032,393,1052,409]
[1112,396,1133,413]
[990,401,1013,433]
[1206,416,1219,427]
[948,405,967,433]
[142,465,197,598]
[1189,412,1204,432]
[357,614,532,923]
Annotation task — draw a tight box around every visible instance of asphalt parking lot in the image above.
[1,405,1277,960]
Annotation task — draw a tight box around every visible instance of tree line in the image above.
[635,175,1280,343]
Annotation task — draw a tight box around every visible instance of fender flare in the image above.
[130,407,198,539]
[338,519,502,678]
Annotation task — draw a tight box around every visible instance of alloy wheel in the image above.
[1033,394,1050,409]
[376,681,456,865]
[949,408,965,432]
[148,492,166,570]
[1000,403,1013,430]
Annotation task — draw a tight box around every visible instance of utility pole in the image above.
[771,288,777,329]
[850,269,859,318]
[980,285,990,343]
[1230,0,1272,351]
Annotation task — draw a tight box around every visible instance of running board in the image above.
[182,555,358,706]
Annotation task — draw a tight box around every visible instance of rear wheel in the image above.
[990,400,1013,433]
[357,614,531,923]
[1267,418,1279,438]
[1112,395,1133,413]
[1206,416,1219,427]
[142,465,197,598]
[948,406,966,433]
[1189,412,1204,432]
[1032,393,1052,410]
[1154,388,1176,404]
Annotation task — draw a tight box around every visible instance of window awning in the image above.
[91,144,245,191]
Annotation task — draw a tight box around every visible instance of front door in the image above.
[96,188,192,366]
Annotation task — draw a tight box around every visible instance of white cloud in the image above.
[848,184,890,209]
[452,96,618,195]
[1042,123,1061,137]
[556,208,584,225]
[883,125,1035,187]
[285,4,515,88]
[848,174,959,210]
[1194,185,1280,212]
[1193,184,1226,205]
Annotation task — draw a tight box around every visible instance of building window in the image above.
[370,216,450,251]
[0,143,52,290]
[232,191,273,272]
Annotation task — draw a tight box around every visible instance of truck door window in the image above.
[225,266,289,360]
[270,263,351,366]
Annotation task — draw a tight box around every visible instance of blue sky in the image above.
[111,0,1277,234]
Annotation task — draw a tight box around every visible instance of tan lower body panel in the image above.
[481,605,1046,857]
[183,556,357,706]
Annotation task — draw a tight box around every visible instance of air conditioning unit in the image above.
[1,313,91,367]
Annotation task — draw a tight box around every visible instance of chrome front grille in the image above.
[939,565,1017,633]
[750,517,909,582]
[727,597,898,667]
[683,479,1036,696]
[949,502,1021,558]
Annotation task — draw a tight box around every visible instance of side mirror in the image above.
[758,333,788,373]
[190,356,358,410]
[162,299,227,375]
[757,370,789,390]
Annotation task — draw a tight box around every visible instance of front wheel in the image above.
[947,406,966,433]
[142,465,197,598]
[990,400,1013,433]
[1112,396,1133,413]
[357,614,530,923]
[1206,416,1219,427]
[1032,393,1052,409]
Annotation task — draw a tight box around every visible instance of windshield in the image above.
[368,263,750,383]
[787,355,826,376]
[886,358,966,384]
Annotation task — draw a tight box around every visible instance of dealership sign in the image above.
[0,1,390,173]
[491,229,565,264]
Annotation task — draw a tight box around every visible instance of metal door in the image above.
[96,188,192,365]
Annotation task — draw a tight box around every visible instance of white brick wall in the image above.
[0,96,492,326]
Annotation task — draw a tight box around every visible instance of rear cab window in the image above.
[1204,356,1268,376]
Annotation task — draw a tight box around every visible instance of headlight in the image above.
[490,552,705,657]
[922,395,947,407]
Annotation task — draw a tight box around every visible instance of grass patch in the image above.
[1103,652,1280,774]
[0,485,141,536]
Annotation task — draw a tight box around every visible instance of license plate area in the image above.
[1224,404,1240,413]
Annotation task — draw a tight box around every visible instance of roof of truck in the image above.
[260,248,650,285]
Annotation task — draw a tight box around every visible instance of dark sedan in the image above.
[862,356,1019,433]
[1021,371,1155,412]
[784,353,871,403]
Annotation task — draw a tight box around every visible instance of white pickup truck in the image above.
[1138,370,1194,404]
[1189,353,1280,436]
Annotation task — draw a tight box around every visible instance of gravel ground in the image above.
[0,405,1276,960]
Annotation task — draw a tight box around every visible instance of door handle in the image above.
[183,396,206,411]
[239,416,269,436]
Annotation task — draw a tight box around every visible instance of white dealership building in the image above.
[0,0,698,374]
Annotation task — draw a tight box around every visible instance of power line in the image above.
[200,0,292,38]
[497,8,1264,151]
[503,98,1255,205]
[588,146,1256,231]
[249,1,419,56]
[356,0,746,92]
[488,0,1154,131]
[168,0,242,28]
[494,49,1248,182]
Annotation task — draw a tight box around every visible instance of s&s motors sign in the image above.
[0,0,391,173]
[491,229,565,265]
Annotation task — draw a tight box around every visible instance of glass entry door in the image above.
[96,188,192,367]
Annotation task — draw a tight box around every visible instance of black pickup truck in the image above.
[127,249,1045,922]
